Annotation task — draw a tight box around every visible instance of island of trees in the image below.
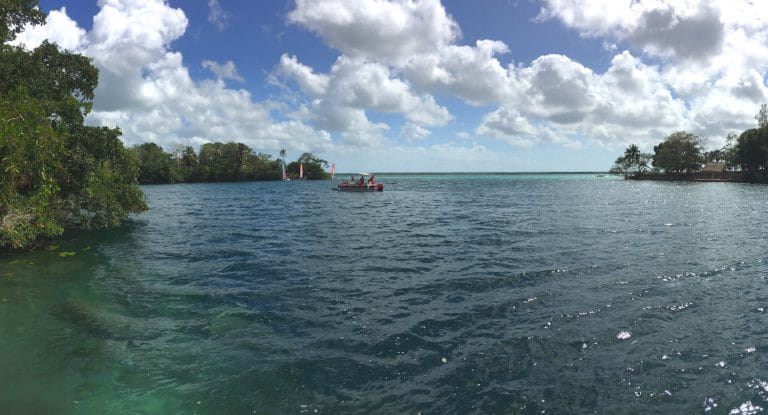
[611,105,768,182]
[129,143,330,184]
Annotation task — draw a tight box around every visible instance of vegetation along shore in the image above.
[611,105,768,183]
[1,3,146,250]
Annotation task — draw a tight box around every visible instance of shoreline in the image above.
[625,172,768,184]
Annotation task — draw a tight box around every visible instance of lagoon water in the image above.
[2,174,768,414]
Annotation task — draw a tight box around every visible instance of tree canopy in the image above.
[1,4,146,249]
[129,143,331,183]
[610,144,651,176]
[734,127,768,173]
[756,104,768,129]
[652,131,703,174]
[0,0,44,43]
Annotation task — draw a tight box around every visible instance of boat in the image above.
[281,159,290,181]
[334,173,383,192]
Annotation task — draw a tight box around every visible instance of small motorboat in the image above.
[334,173,383,192]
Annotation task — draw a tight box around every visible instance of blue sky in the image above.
[15,0,768,172]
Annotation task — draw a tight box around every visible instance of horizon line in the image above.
[334,171,610,175]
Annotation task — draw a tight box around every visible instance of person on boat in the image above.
[368,175,375,185]
[357,176,364,187]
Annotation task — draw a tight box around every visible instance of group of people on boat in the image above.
[339,175,376,188]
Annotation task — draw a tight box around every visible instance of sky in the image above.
[9,0,768,172]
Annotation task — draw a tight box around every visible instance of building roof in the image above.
[702,162,727,173]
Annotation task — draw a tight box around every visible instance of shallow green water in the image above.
[1,175,768,414]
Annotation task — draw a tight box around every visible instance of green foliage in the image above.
[652,131,703,174]
[0,0,44,43]
[130,142,331,184]
[66,126,147,229]
[0,41,97,126]
[729,106,768,178]
[171,145,198,182]
[0,89,65,248]
[610,144,651,176]
[733,127,768,173]
[286,152,329,179]
[131,143,174,184]
[0,10,147,249]
[756,104,768,129]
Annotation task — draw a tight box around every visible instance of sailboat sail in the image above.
[281,159,287,180]
[330,163,335,179]
[299,163,303,179]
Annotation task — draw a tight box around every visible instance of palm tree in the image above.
[623,144,641,168]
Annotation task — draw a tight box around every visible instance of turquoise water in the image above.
[2,174,768,414]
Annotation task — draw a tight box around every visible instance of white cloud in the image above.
[628,4,725,61]
[515,54,598,124]
[287,0,459,64]
[403,39,517,105]
[9,7,85,51]
[277,54,330,97]
[401,123,431,140]
[276,55,451,144]
[529,0,768,147]
[208,0,230,31]
[202,59,244,82]
[476,107,536,146]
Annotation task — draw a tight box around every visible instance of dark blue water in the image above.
[2,174,768,414]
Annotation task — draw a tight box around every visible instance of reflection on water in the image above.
[1,176,768,414]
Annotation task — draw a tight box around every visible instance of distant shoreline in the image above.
[625,172,768,183]
[336,171,608,175]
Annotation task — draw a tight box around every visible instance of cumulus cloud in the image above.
[9,7,85,51]
[517,54,597,124]
[539,0,724,50]
[287,0,459,64]
[202,59,244,82]
[476,107,536,145]
[628,5,725,61]
[533,0,768,146]
[403,39,517,105]
[282,0,707,151]
[472,50,693,149]
[277,54,330,97]
[276,54,451,144]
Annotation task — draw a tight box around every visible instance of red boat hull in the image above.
[335,183,384,192]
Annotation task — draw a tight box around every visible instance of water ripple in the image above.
[3,177,768,414]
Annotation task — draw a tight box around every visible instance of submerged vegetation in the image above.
[1,2,147,249]
[611,105,768,182]
[129,143,330,184]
